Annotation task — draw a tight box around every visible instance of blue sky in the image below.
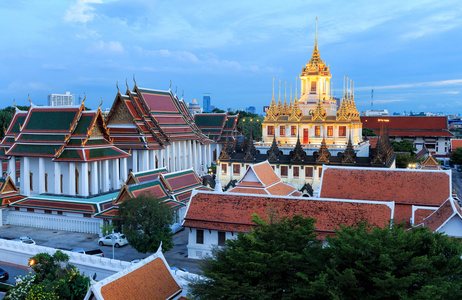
[1,0,461,115]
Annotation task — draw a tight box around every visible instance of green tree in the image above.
[395,153,417,168]
[237,116,263,141]
[309,222,462,299]
[0,105,29,139]
[5,251,89,300]
[114,192,175,253]
[450,147,462,165]
[362,127,377,137]
[211,107,225,113]
[188,213,325,299]
[391,139,417,153]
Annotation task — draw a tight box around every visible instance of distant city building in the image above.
[203,93,211,112]
[246,106,256,114]
[187,99,203,115]
[47,92,74,106]
[363,109,389,116]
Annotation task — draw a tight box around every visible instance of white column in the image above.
[142,150,148,172]
[69,162,76,196]
[182,141,187,170]
[120,157,128,182]
[21,157,30,196]
[38,157,45,194]
[0,159,3,178]
[91,161,98,195]
[54,161,61,194]
[164,146,170,172]
[198,143,203,172]
[188,140,193,168]
[150,150,156,170]
[112,159,120,190]
[102,160,109,192]
[171,143,176,172]
[159,149,164,168]
[207,144,212,168]
[8,156,15,183]
[192,141,197,170]
[81,163,89,196]
[132,150,138,173]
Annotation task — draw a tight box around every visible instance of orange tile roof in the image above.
[228,187,268,195]
[252,161,280,186]
[265,182,298,196]
[413,207,437,225]
[320,167,450,206]
[183,191,393,236]
[451,139,462,151]
[99,257,181,300]
[419,199,461,232]
[238,181,264,187]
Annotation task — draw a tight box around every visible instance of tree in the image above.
[0,105,29,140]
[391,139,417,153]
[5,251,90,300]
[362,127,377,137]
[307,222,462,299]
[395,153,416,168]
[114,192,175,253]
[450,147,462,165]
[211,107,225,113]
[188,213,325,299]
[237,116,263,141]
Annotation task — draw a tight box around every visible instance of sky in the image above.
[1,0,461,115]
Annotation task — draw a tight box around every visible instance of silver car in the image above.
[98,234,128,248]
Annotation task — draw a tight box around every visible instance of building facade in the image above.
[47,92,75,106]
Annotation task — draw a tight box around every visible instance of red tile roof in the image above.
[252,162,280,186]
[413,207,437,225]
[451,139,462,151]
[419,199,462,232]
[183,191,393,237]
[320,167,450,206]
[361,116,453,138]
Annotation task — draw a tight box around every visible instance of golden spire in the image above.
[271,78,275,105]
[283,81,288,114]
[315,16,318,52]
[290,83,293,107]
[295,76,298,100]
[343,75,346,100]
[278,80,282,105]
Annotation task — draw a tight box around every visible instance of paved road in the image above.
[0,262,29,285]
[0,225,201,274]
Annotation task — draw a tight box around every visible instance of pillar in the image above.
[132,150,138,173]
[188,140,193,168]
[69,162,76,196]
[112,159,120,190]
[81,163,89,196]
[198,143,203,172]
[182,141,187,170]
[38,158,45,194]
[150,150,156,170]
[120,157,128,182]
[21,157,30,196]
[8,156,15,183]
[91,161,98,196]
[102,160,109,192]
[171,142,176,172]
[54,161,61,194]
[164,146,170,172]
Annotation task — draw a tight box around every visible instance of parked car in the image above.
[13,236,36,245]
[171,266,188,273]
[98,233,128,248]
[86,249,104,257]
[0,267,9,281]
[71,248,85,254]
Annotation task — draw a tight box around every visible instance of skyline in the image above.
[1,0,461,114]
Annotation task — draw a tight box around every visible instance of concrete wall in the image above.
[0,239,131,280]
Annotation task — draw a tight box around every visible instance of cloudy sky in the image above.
[1,0,461,115]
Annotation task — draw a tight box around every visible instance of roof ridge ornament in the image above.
[290,135,306,162]
[267,135,282,162]
[133,74,137,87]
[316,137,331,163]
[342,136,356,164]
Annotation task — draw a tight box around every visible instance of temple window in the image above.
[293,167,299,178]
[327,126,333,137]
[267,126,274,136]
[218,232,226,246]
[75,168,79,194]
[60,175,63,193]
[315,126,321,137]
[233,164,240,175]
[280,126,285,136]
[339,126,347,137]
[45,173,48,192]
[222,164,227,175]
[291,126,297,136]
[281,166,288,177]
[305,167,313,178]
[30,172,33,191]
[196,229,204,244]
[318,167,323,178]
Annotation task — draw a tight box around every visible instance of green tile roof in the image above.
[24,110,78,131]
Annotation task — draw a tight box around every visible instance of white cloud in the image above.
[443,91,460,95]
[86,40,124,54]
[7,81,49,91]
[64,0,103,24]
[358,79,462,91]
[372,99,407,104]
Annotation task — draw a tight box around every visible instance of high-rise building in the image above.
[246,106,256,114]
[203,93,211,112]
[47,92,75,106]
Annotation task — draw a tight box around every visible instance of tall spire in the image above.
[315,16,318,51]
[271,78,275,105]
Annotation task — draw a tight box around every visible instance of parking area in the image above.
[0,224,201,274]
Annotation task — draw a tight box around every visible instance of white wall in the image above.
[187,227,236,259]
[438,216,462,238]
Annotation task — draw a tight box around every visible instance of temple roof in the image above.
[183,191,393,239]
[418,198,462,233]
[86,246,182,300]
[2,104,130,162]
[319,166,450,206]
[194,113,242,144]
[126,168,169,185]
[0,175,24,208]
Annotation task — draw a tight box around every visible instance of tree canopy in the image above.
[450,147,462,165]
[391,139,417,153]
[0,105,29,140]
[188,216,462,300]
[362,127,377,137]
[5,251,89,300]
[114,192,175,253]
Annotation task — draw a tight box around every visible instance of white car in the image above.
[13,236,36,245]
[98,234,128,248]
